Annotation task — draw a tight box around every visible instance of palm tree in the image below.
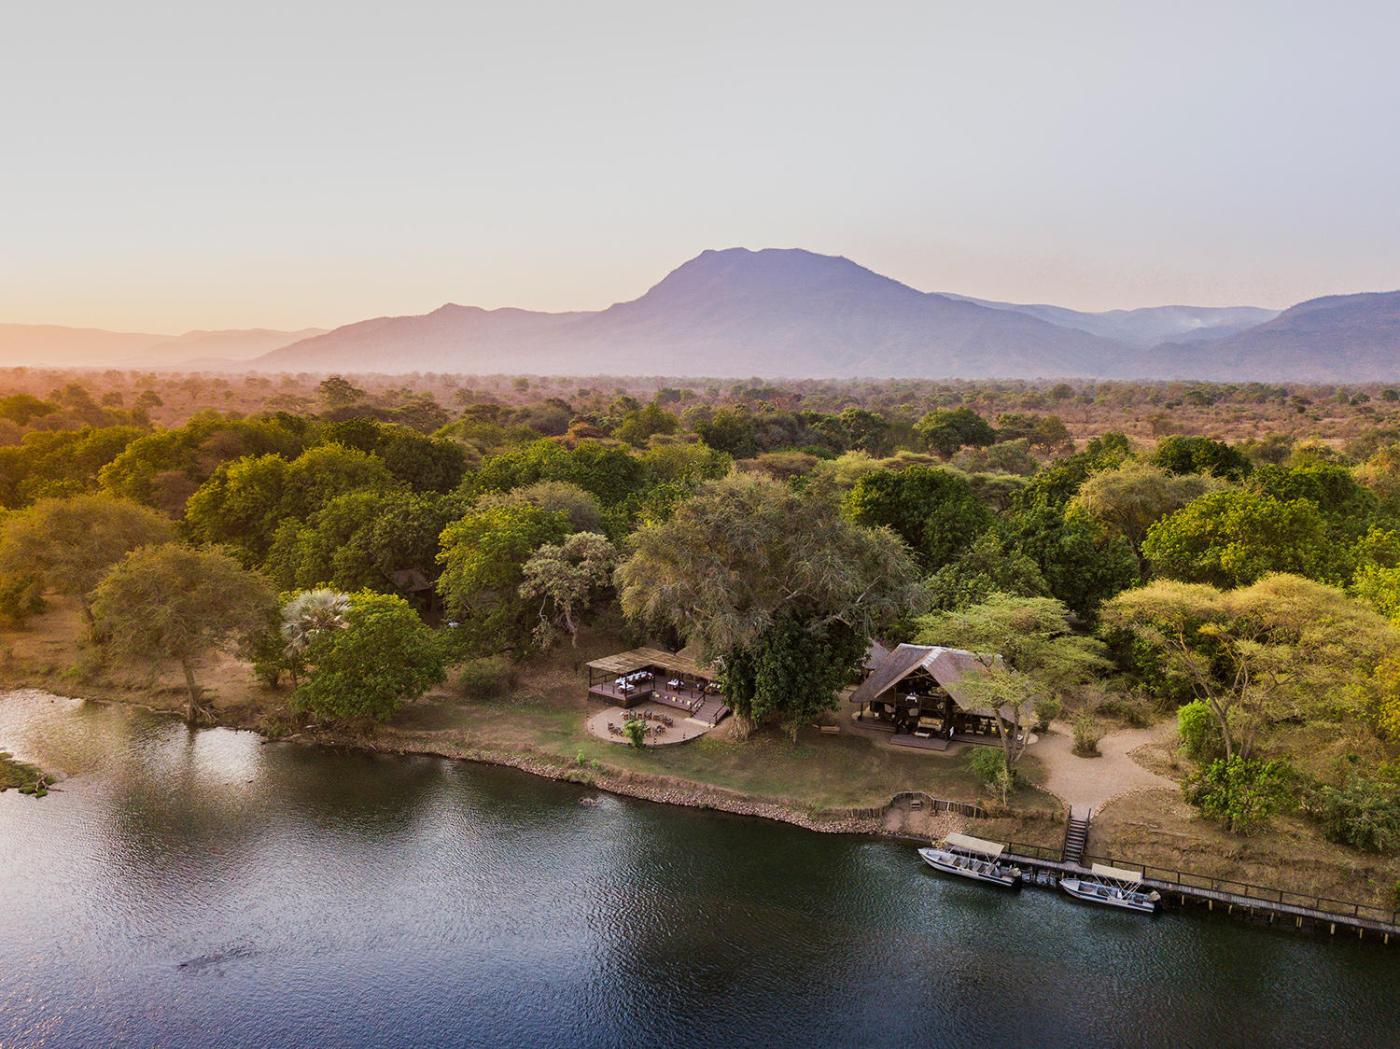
[281,589,350,683]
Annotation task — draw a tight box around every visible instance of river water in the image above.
[1,690,1396,1049]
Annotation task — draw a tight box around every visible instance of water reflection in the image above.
[1,689,1398,1049]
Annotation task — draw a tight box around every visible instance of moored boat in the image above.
[1060,863,1162,914]
[918,832,1022,888]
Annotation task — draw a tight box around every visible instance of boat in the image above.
[917,833,1022,888]
[1059,863,1162,914]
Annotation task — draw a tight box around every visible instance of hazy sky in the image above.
[3,1,1398,332]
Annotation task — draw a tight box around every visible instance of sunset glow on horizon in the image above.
[4,1,1398,335]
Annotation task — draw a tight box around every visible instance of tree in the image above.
[437,502,572,656]
[293,591,445,724]
[473,481,604,533]
[0,494,174,622]
[1141,489,1337,588]
[914,408,996,457]
[1069,460,1218,571]
[318,376,367,412]
[1150,435,1252,480]
[690,407,759,459]
[617,474,922,736]
[1103,574,1399,760]
[519,532,618,647]
[90,545,276,722]
[1249,462,1377,540]
[279,589,350,683]
[1006,505,1138,618]
[925,531,1049,611]
[1186,756,1294,835]
[844,466,994,570]
[916,594,1110,773]
[614,403,679,447]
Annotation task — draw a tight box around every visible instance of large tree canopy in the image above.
[1103,574,1399,760]
[90,544,276,722]
[1142,489,1338,588]
[617,474,922,732]
[0,494,174,619]
[843,466,994,571]
[1069,460,1219,560]
[436,501,572,656]
[293,590,445,724]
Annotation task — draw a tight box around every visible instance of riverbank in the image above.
[4,597,1398,909]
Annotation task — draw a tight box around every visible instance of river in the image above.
[1,689,1396,1049]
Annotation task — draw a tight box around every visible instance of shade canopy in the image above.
[1090,862,1144,885]
[944,833,1005,859]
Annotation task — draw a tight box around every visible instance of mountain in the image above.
[1147,291,1400,381]
[0,324,326,369]
[0,324,169,368]
[256,248,1128,378]
[944,296,1278,348]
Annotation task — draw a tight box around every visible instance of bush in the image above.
[1311,777,1400,854]
[967,746,1015,803]
[1185,756,1295,835]
[457,656,515,699]
[1071,714,1104,757]
[1032,696,1062,732]
[0,572,45,628]
[1095,691,1154,728]
[1177,700,1223,761]
[623,718,646,749]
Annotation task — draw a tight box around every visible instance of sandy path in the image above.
[1034,718,1177,814]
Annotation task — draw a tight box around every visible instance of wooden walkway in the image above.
[999,846,1400,943]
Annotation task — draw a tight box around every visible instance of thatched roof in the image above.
[586,646,714,680]
[849,643,1006,718]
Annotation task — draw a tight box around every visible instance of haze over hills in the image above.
[1146,291,1400,381]
[0,324,327,369]
[7,249,1399,380]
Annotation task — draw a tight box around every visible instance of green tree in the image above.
[0,494,174,622]
[925,531,1049,611]
[1150,434,1252,480]
[614,403,679,447]
[1070,460,1218,567]
[844,466,994,570]
[437,502,572,656]
[1142,489,1337,587]
[519,532,618,647]
[914,407,996,457]
[1006,505,1138,618]
[1103,574,1399,760]
[90,545,276,722]
[1185,756,1294,835]
[690,406,759,459]
[617,474,921,736]
[293,591,445,724]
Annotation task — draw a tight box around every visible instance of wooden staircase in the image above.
[1062,805,1091,866]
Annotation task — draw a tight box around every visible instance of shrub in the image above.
[1071,714,1104,757]
[1095,692,1154,728]
[0,573,45,628]
[1185,756,1295,835]
[1032,696,1062,732]
[623,718,646,749]
[967,746,1015,804]
[1177,700,1223,761]
[1311,777,1400,854]
[457,656,515,699]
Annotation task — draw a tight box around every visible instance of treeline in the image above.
[0,376,1398,859]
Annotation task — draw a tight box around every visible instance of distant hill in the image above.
[256,248,1128,379]
[944,296,1278,348]
[0,324,326,369]
[1146,291,1400,381]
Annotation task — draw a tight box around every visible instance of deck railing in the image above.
[1079,851,1400,927]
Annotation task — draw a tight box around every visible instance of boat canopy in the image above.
[944,833,1005,859]
[1090,862,1144,885]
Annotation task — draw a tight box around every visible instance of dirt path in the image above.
[1034,718,1177,814]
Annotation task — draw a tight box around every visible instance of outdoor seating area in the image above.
[584,701,716,747]
[585,647,731,727]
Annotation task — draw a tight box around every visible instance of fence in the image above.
[1082,851,1400,928]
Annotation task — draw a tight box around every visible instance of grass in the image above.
[0,750,51,796]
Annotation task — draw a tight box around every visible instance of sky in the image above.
[2,1,1398,333]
